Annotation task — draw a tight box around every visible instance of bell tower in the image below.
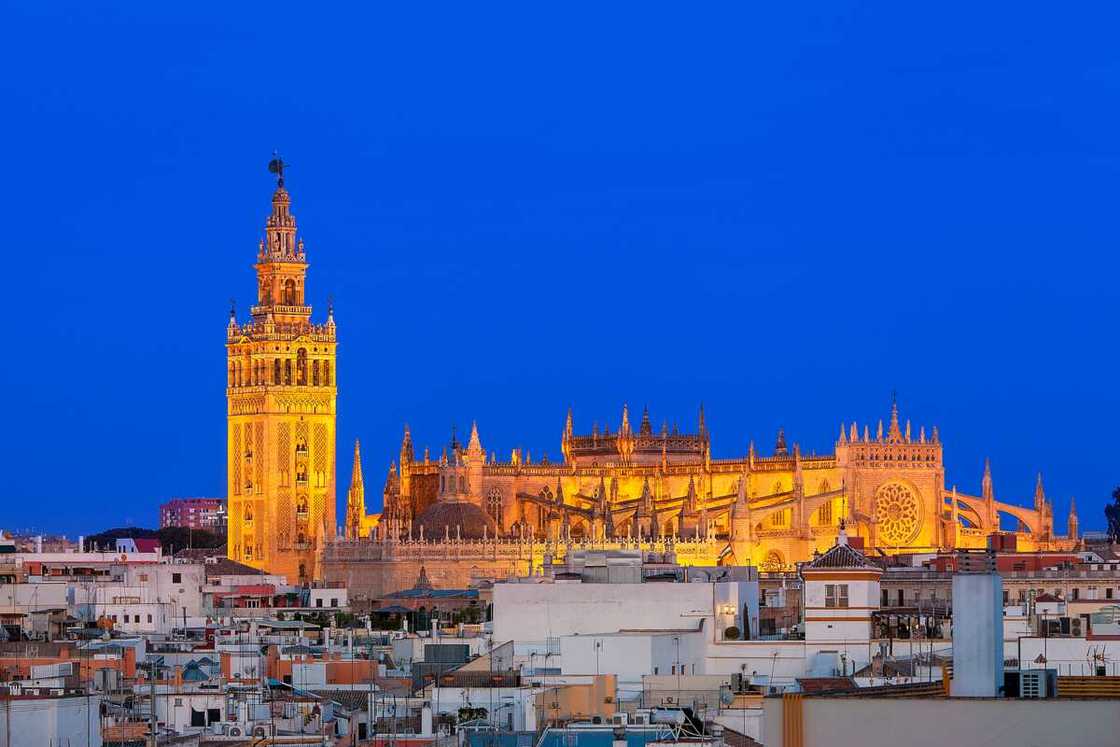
[226,157,338,583]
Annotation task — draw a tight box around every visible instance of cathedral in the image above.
[324,399,1079,597]
[224,169,1078,595]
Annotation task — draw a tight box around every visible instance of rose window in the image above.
[875,482,921,545]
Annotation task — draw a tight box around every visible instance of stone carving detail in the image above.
[876,481,921,545]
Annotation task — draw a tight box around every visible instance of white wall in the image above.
[764,696,1120,747]
[0,582,68,611]
[156,689,226,732]
[308,587,349,609]
[429,686,537,731]
[0,695,103,747]
[950,573,1003,697]
[493,582,717,643]
[1017,637,1120,677]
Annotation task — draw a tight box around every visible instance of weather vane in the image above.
[268,150,287,187]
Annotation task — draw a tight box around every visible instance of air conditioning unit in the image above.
[225,725,244,737]
[252,724,272,738]
[1071,619,1083,637]
[1020,669,1056,699]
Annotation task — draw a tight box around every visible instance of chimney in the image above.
[950,550,1003,697]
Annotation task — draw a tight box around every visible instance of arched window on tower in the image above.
[323,361,331,386]
[312,360,320,386]
[284,359,292,385]
[273,358,281,385]
[296,348,308,385]
[244,505,254,523]
[283,279,296,305]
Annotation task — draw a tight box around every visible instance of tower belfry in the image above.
[226,160,338,583]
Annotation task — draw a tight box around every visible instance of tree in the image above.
[1106,486,1120,543]
[82,525,226,552]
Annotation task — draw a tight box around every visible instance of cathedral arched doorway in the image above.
[762,550,785,572]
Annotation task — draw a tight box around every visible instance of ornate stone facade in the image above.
[215,173,1075,591]
[325,399,1078,598]
[227,170,337,583]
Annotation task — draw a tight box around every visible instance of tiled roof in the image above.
[797,676,857,693]
[133,539,162,553]
[723,728,763,747]
[174,550,265,578]
[808,542,880,570]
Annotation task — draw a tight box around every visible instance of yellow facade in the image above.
[336,400,1077,588]
[226,171,337,583]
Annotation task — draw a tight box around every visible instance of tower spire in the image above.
[1068,496,1079,541]
[887,392,902,442]
[774,427,788,457]
[228,162,337,577]
[345,439,365,539]
[981,458,994,501]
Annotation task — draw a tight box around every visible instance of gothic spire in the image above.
[620,403,631,434]
[468,420,483,454]
[733,468,750,518]
[350,439,364,491]
[640,405,652,436]
[345,439,366,539]
[698,403,707,435]
[982,458,994,502]
[774,427,788,457]
[1034,472,1046,510]
[887,394,902,442]
[400,424,414,463]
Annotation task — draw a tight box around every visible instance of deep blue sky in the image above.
[3,3,1118,536]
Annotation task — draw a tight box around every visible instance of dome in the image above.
[415,499,498,540]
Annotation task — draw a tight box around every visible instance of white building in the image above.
[801,532,883,642]
[69,562,204,633]
[0,686,102,747]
